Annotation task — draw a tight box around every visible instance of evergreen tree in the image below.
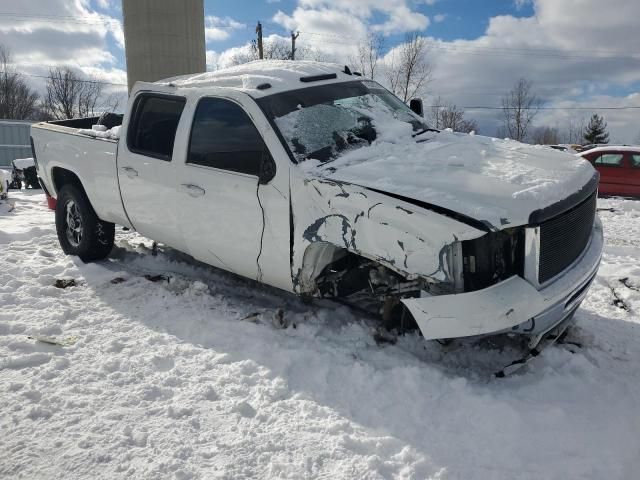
[583,114,609,144]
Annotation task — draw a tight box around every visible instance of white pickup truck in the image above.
[32,61,603,368]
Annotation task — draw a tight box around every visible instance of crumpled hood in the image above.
[302,130,596,228]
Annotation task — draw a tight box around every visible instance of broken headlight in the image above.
[450,228,525,293]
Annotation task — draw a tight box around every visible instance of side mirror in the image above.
[409,98,424,117]
[258,151,276,185]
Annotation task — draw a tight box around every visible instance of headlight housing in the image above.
[448,228,525,293]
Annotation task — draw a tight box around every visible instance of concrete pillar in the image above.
[122,0,206,92]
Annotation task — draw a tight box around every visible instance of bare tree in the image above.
[428,96,477,133]
[563,116,587,144]
[500,78,540,142]
[386,33,432,103]
[531,126,561,145]
[349,33,384,80]
[0,45,39,120]
[44,67,117,119]
[230,37,326,66]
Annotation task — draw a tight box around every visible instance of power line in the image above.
[0,12,122,26]
[0,70,126,87]
[263,27,640,60]
[429,105,640,111]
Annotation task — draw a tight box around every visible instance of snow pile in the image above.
[1,191,640,479]
[0,168,12,185]
[307,130,596,227]
[160,60,352,95]
[12,157,35,169]
[77,125,121,140]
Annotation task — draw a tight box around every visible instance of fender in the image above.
[289,171,485,294]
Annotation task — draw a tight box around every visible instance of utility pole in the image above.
[290,31,299,60]
[256,22,263,59]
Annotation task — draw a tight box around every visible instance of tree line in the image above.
[0,45,118,121]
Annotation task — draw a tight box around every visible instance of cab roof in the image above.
[153,60,363,97]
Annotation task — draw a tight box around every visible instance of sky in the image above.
[0,0,638,142]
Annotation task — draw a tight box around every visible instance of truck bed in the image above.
[31,115,132,228]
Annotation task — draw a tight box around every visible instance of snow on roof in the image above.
[12,157,35,169]
[578,145,640,156]
[157,60,358,96]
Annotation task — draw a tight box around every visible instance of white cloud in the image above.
[513,0,531,9]
[371,6,429,35]
[204,15,246,42]
[433,14,446,23]
[402,0,640,142]
[272,8,367,60]
[0,0,127,104]
[288,0,430,35]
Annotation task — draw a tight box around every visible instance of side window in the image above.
[128,95,186,160]
[631,154,640,168]
[594,153,624,167]
[187,97,267,176]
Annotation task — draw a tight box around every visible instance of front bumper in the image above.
[402,217,603,340]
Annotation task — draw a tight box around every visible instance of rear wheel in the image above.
[55,184,115,262]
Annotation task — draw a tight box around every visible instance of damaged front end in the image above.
[289,174,491,329]
[310,226,526,331]
[291,172,603,366]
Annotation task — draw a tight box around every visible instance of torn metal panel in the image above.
[289,169,485,294]
[402,276,544,340]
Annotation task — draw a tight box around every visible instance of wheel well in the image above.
[299,242,409,297]
[51,168,85,197]
[301,242,421,331]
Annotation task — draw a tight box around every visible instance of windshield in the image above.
[257,80,430,163]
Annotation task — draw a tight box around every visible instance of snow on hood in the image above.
[302,130,596,228]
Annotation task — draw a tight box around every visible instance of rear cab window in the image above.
[630,154,640,168]
[128,94,186,160]
[187,97,269,176]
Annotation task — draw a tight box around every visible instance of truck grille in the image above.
[538,192,596,284]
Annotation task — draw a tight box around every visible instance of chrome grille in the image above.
[538,192,597,284]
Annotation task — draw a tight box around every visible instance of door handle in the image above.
[120,166,138,178]
[180,184,206,197]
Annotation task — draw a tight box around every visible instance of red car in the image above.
[578,146,640,198]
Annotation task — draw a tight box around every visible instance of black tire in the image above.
[55,184,115,262]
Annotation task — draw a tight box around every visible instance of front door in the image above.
[173,96,267,281]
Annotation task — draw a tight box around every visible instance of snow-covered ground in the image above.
[1,191,639,479]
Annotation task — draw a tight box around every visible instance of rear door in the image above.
[590,151,626,195]
[118,92,188,249]
[172,95,267,281]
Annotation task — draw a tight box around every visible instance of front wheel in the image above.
[55,184,115,262]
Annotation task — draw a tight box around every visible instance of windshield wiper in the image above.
[412,127,440,138]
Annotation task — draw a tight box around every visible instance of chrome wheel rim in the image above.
[65,200,83,247]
